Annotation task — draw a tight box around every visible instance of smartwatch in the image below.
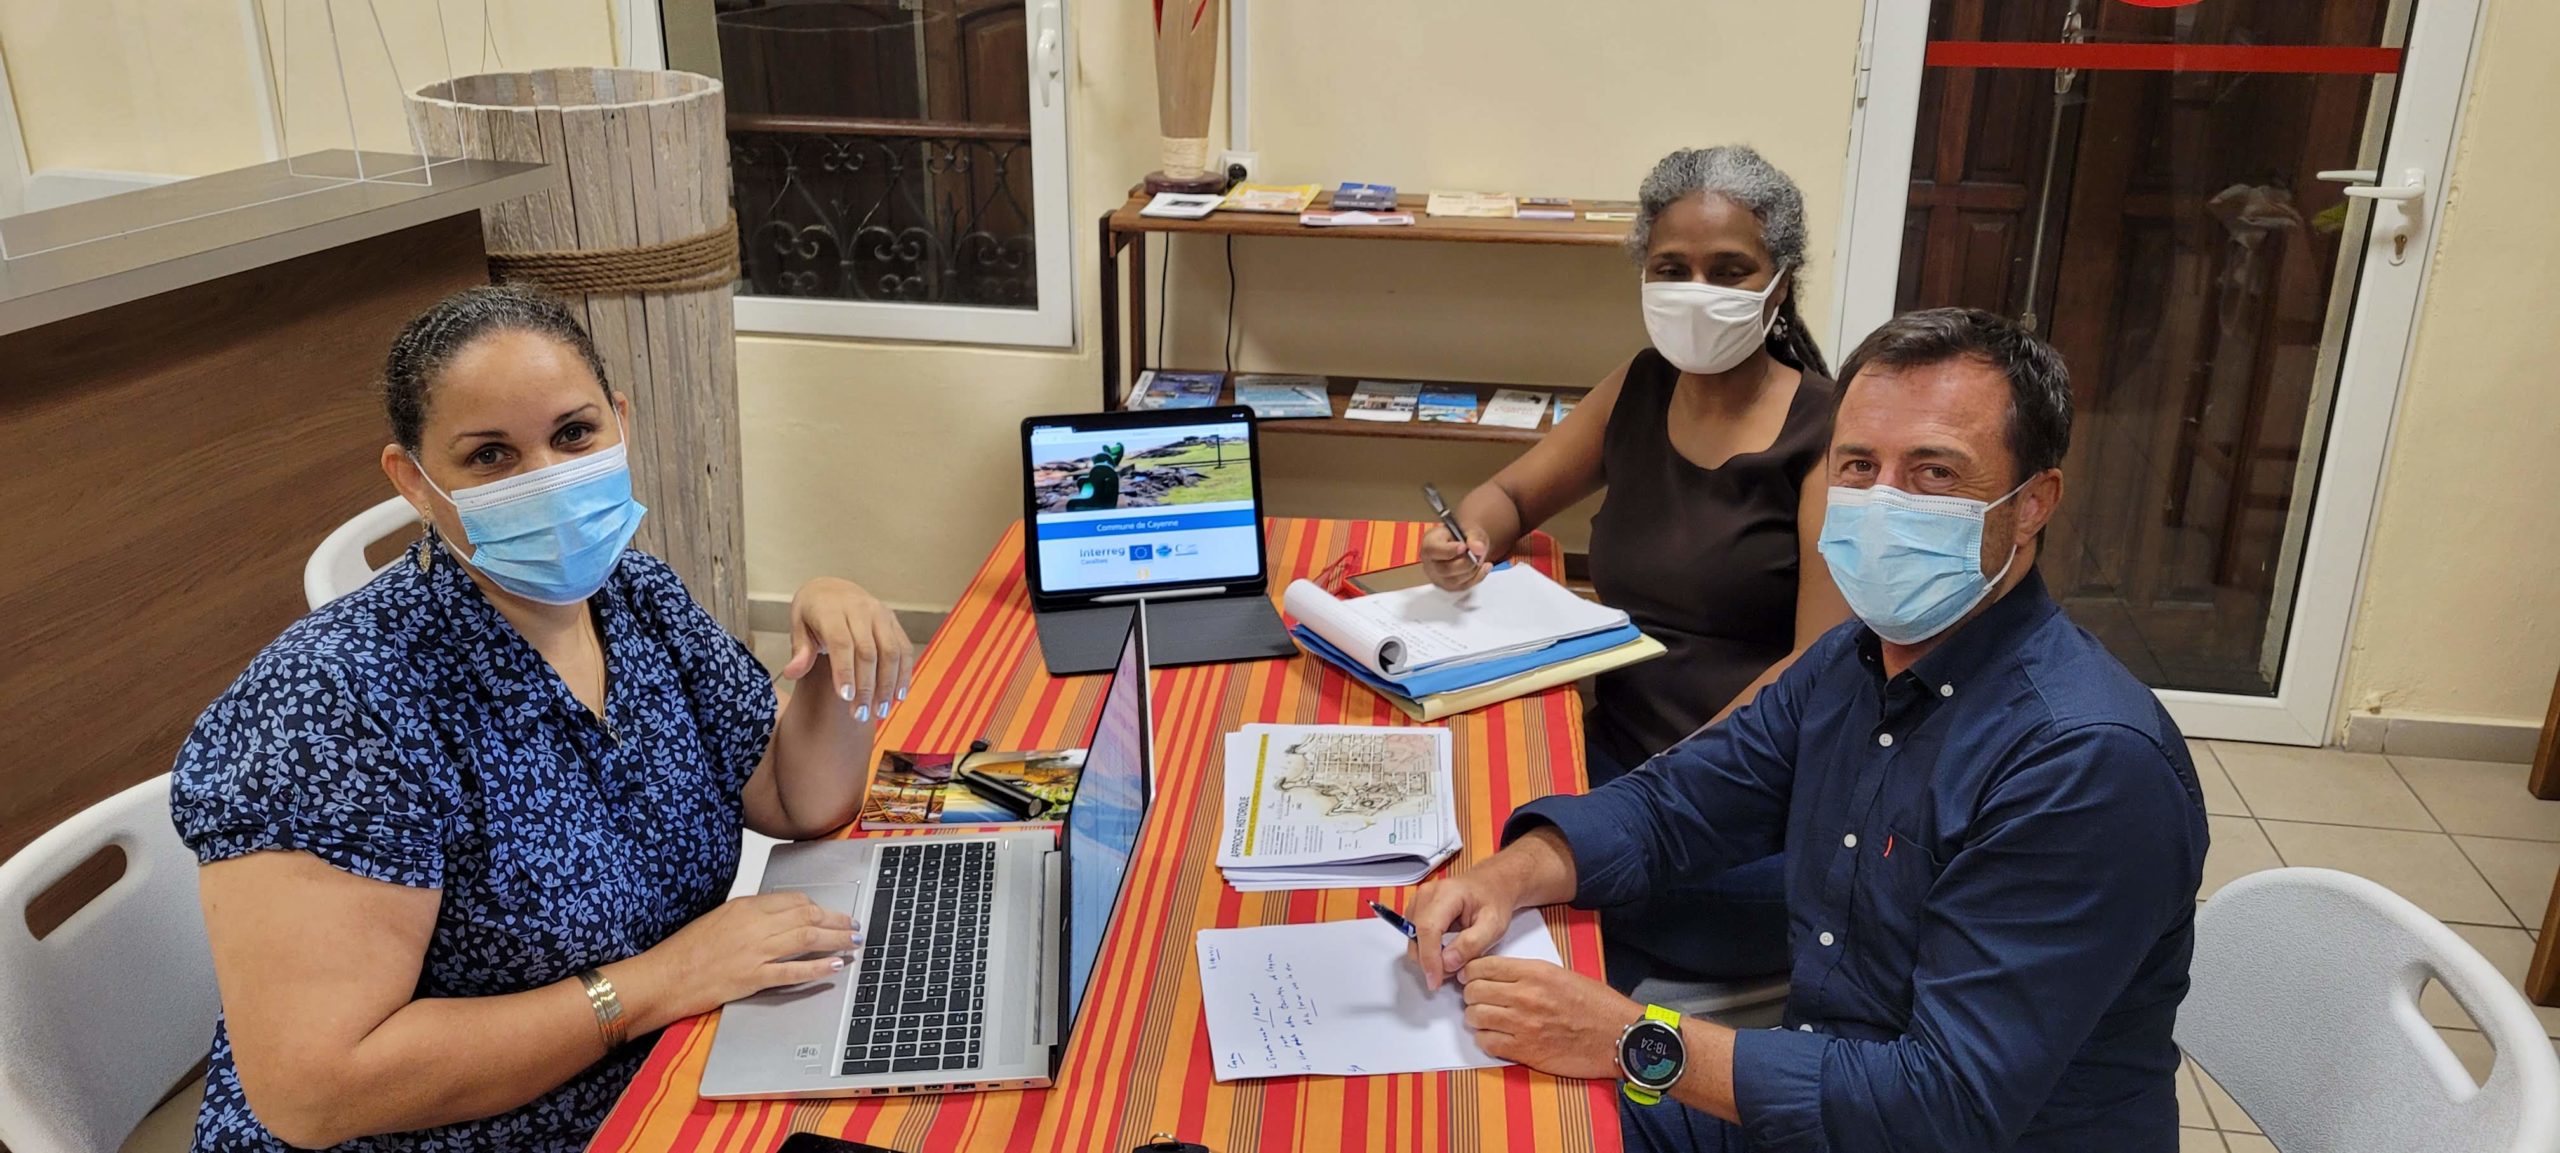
[1617,1004,1687,1105]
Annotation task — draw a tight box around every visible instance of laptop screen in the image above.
[1027,415,1259,596]
[1063,614,1151,1027]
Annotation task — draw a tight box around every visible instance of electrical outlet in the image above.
[1219,151,1260,184]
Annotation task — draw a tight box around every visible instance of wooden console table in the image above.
[0,153,552,862]
[1094,189,1635,443]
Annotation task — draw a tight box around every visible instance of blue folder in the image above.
[1291,621,1647,700]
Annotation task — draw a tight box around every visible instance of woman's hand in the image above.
[621,892,861,1027]
[1420,524,1492,592]
[782,577,913,722]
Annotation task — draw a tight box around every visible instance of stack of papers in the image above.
[1218,724,1458,892]
[1283,565,1663,720]
[1195,910,1561,1081]
[1285,565,1629,678]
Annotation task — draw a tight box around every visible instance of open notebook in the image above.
[1282,565,1629,679]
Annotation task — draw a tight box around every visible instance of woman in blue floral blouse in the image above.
[171,285,907,1151]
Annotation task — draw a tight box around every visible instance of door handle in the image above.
[1037,2,1063,108]
[2315,169,2378,184]
[2340,167,2427,265]
[2340,167,2425,201]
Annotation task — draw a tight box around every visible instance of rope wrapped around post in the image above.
[486,215,741,296]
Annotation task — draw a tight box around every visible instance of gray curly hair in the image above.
[1626,144,1827,375]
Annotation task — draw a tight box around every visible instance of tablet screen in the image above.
[1027,416,1260,595]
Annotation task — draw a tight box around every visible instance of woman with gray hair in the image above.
[1421,145,1848,989]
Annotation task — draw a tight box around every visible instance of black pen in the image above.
[1368,900,1419,940]
[956,768,1047,820]
[1421,483,1485,568]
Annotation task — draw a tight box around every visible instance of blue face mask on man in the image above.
[1817,477,2032,645]
[416,434,648,605]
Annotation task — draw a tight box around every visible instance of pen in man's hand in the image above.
[1369,900,1419,940]
[1421,483,1485,567]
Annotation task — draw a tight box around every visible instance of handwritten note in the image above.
[1194,911,1562,1081]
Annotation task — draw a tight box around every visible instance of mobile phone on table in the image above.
[1348,562,1434,595]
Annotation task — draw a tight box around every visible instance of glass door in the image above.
[1836,0,2482,743]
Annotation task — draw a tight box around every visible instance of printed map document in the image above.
[1218,724,1457,891]
[1283,564,1629,677]
[1196,910,1562,1081]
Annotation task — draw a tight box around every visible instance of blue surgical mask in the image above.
[1817,479,2029,645]
[416,437,647,605]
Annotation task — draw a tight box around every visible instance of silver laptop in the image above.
[700,610,1155,1099]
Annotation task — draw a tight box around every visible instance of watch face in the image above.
[1620,1020,1685,1089]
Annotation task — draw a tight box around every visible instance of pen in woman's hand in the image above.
[1422,483,1485,567]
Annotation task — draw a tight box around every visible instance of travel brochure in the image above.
[1131,369,1225,409]
[1480,388,1551,429]
[1216,724,1458,891]
[1221,182,1320,213]
[1551,394,1580,423]
[857,747,1086,830]
[1330,182,1399,210]
[1515,196,1575,221]
[1300,209,1414,228]
[1234,374,1334,419]
[1425,190,1518,218]
[1140,191,1223,219]
[1417,387,1481,423]
[1345,380,1420,423]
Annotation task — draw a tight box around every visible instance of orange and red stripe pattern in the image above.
[590,519,1620,1153]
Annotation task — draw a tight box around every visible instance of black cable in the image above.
[1223,234,1237,376]
[1155,237,1170,365]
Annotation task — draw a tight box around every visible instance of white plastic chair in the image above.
[304,496,419,610]
[2177,866,2560,1153]
[0,775,220,1153]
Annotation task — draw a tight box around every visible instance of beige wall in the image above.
[2339,0,2560,728]
[0,0,618,178]
[741,0,1866,609]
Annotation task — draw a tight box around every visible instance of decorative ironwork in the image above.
[728,116,1038,308]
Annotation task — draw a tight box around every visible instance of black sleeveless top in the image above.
[1585,349,1836,770]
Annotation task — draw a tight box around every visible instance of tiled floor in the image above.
[2179,741,2559,1149]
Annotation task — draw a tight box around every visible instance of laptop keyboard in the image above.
[838,841,995,1077]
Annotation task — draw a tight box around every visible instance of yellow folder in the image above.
[1379,632,1667,722]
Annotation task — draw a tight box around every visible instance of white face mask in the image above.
[1641,270,1788,376]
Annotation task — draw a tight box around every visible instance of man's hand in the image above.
[1459,956,1642,1082]
[1405,827,1580,992]
[1404,870,1521,993]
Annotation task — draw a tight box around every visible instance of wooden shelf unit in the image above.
[1096,189,1634,436]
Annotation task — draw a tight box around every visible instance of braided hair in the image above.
[1626,145,1832,378]
[382,283,612,450]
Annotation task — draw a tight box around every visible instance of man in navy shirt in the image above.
[1407,308,2208,1152]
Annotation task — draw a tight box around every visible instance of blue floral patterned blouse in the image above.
[170,536,777,1152]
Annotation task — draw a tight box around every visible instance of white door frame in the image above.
[1831,0,2486,745]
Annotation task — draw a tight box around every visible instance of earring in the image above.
[416,508,435,572]
[1772,313,1791,339]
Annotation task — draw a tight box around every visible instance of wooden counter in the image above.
[0,154,553,862]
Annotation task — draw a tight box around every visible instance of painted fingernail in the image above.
[881,702,894,718]
[830,957,845,971]
[856,705,872,723]
[837,683,854,702]
[898,687,909,701]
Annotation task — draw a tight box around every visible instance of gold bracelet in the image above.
[575,968,630,1050]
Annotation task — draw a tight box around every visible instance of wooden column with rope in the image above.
[407,69,750,634]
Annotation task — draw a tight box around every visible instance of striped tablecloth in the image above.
[590,518,1619,1153]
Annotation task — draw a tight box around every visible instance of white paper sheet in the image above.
[1195,910,1563,1081]
[1282,566,1629,677]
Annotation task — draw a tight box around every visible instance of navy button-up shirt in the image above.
[1508,570,2207,1153]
